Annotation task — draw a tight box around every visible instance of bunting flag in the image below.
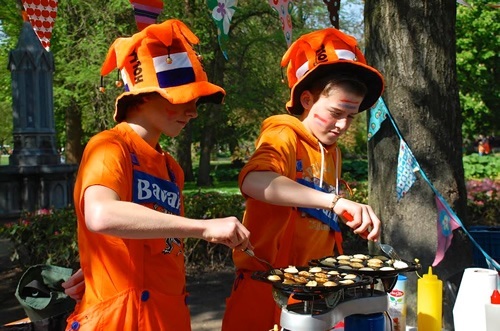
[323,0,341,29]
[370,99,497,270]
[208,0,238,60]
[396,140,419,201]
[456,0,472,7]
[22,0,58,50]
[268,0,293,47]
[368,97,388,140]
[432,194,462,266]
[129,0,164,31]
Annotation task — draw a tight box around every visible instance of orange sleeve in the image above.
[238,126,297,196]
[76,132,133,211]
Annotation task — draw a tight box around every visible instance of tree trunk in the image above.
[197,119,215,187]
[64,104,83,164]
[177,123,195,182]
[196,35,227,187]
[365,1,471,328]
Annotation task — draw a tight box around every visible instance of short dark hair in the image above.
[115,92,159,122]
[308,72,368,102]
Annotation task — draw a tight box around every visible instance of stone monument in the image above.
[0,22,77,221]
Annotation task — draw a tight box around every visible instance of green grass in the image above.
[183,181,240,195]
[0,155,8,166]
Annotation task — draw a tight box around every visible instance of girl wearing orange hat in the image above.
[222,28,385,331]
[64,20,251,331]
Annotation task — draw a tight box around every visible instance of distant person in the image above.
[478,140,486,156]
[222,27,383,330]
[63,19,250,331]
[483,137,491,155]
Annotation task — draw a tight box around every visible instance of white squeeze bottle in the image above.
[485,289,500,331]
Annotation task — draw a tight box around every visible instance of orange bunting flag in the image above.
[21,0,58,50]
[129,0,164,31]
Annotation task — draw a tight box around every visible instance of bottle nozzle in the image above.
[491,289,500,304]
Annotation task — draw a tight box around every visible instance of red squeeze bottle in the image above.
[485,289,500,331]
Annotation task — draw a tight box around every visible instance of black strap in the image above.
[21,280,51,298]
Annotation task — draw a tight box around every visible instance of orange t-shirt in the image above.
[234,114,342,271]
[222,114,343,331]
[67,122,191,331]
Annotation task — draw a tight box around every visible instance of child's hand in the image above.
[333,199,381,241]
[62,268,85,302]
[202,216,252,251]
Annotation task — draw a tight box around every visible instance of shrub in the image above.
[183,191,245,270]
[463,153,500,179]
[0,206,79,269]
[466,179,500,227]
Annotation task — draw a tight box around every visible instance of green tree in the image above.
[53,0,136,163]
[456,1,499,145]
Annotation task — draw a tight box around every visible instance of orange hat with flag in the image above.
[101,19,225,122]
[281,28,384,115]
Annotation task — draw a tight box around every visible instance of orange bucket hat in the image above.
[101,19,226,122]
[281,28,384,115]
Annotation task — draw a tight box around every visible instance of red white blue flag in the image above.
[432,194,461,266]
[129,0,163,31]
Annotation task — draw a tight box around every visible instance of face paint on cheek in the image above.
[165,109,177,120]
[313,113,328,125]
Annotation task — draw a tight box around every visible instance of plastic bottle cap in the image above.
[491,289,500,304]
[423,266,438,280]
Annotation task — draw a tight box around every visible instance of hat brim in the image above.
[114,81,225,122]
[286,61,384,115]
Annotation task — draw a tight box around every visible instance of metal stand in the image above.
[280,290,389,331]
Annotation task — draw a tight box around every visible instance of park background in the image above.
[0,0,498,330]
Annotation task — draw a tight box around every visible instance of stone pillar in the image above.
[8,21,60,166]
[0,22,77,222]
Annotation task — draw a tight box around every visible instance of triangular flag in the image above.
[129,0,163,31]
[432,194,462,266]
[323,0,341,29]
[268,0,293,47]
[456,0,472,7]
[208,0,238,60]
[396,140,419,201]
[368,97,388,140]
[22,0,58,50]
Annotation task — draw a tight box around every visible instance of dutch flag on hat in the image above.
[154,53,196,88]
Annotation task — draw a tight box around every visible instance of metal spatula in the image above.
[377,242,402,261]
[244,248,276,272]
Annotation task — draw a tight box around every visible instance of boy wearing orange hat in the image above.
[222,28,385,330]
[64,19,251,331]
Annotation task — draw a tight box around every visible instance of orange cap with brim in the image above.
[281,28,384,115]
[101,19,226,122]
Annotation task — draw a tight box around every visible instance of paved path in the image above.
[0,239,234,330]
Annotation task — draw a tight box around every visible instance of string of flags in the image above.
[368,97,500,270]
[19,0,493,269]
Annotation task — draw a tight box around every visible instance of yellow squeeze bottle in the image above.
[417,266,442,331]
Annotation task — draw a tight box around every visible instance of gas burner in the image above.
[279,290,390,331]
